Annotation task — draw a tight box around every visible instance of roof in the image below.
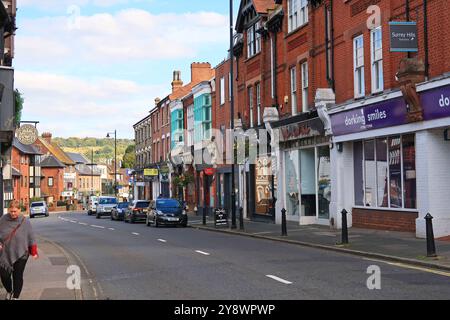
[12,167,21,177]
[253,0,275,14]
[236,0,275,32]
[13,138,42,155]
[40,155,66,168]
[67,152,89,164]
[37,137,76,166]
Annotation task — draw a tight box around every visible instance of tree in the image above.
[122,144,135,168]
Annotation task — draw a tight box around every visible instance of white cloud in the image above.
[15,9,228,66]
[16,71,165,138]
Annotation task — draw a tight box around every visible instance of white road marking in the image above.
[157,239,167,243]
[362,258,450,277]
[108,228,115,231]
[78,222,88,226]
[132,232,140,236]
[90,225,105,229]
[195,250,210,256]
[69,220,78,223]
[266,275,293,285]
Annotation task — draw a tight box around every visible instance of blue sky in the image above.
[16,0,240,139]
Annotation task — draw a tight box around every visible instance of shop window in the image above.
[285,150,300,217]
[317,146,331,219]
[353,134,416,209]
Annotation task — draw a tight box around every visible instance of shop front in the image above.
[273,113,331,226]
[329,78,450,238]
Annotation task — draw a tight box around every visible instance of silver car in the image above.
[96,196,118,219]
[30,201,49,218]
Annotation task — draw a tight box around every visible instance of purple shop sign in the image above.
[331,97,408,136]
[421,84,450,121]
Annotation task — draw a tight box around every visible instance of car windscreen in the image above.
[99,198,117,205]
[118,203,129,208]
[31,203,44,207]
[135,201,150,208]
[156,200,181,208]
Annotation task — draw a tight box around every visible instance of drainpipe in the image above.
[423,0,429,79]
[330,0,335,91]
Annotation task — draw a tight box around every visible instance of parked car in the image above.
[96,196,118,219]
[124,200,150,223]
[88,196,98,215]
[30,201,49,218]
[111,202,129,221]
[146,198,187,228]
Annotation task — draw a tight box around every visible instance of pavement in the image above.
[188,213,450,272]
[0,234,83,300]
[23,211,450,300]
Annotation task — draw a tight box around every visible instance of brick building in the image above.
[40,155,65,206]
[11,138,42,212]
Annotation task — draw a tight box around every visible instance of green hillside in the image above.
[53,137,135,166]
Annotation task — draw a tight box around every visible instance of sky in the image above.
[16,0,240,139]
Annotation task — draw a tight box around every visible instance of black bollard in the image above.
[425,213,437,257]
[202,206,207,226]
[341,209,349,244]
[281,208,287,236]
[239,207,244,230]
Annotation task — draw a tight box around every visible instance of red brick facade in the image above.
[40,167,65,205]
[352,208,418,232]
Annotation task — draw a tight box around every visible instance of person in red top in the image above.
[0,200,38,300]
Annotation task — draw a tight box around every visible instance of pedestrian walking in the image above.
[0,200,38,300]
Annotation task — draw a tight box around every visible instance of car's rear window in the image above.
[99,198,117,204]
[118,203,129,208]
[135,201,150,208]
[31,202,44,207]
[157,200,181,208]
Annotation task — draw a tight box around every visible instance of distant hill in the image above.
[53,137,135,165]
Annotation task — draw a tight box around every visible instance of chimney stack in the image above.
[42,132,52,144]
[155,97,161,106]
[171,70,183,93]
[191,62,213,83]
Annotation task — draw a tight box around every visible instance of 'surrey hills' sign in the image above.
[389,21,418,52]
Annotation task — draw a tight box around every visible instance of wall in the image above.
[41,167,65,204]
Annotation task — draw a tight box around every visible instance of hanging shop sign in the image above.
[16,124,38,145]
[144,168,158,176]
[389,21,418,52]
[204,168,215,176]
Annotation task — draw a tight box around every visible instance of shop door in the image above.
[299,148,317,225]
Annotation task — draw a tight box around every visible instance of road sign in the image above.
[389,21,418,52]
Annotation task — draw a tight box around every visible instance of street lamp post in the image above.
[229,0,237,229]
[107,130,117,198]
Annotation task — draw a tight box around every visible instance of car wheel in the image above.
[96,215,100,219]
[88,210,92,216]
[30,215,34,219]
[129,217,135,224]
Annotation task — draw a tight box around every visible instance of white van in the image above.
[88,196,99,215]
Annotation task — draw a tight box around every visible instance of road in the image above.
[30,212,450,300]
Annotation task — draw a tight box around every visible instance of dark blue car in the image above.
[146,199,188,227]
[111,202,129,221]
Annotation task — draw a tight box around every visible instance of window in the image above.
[187,105,194,146]
[248,86,254,128]
[246,21,261,58]
[354,35,365,98]
[290,66,297,115]
[288,0,308,32]
[256,83,261,126]
[353,134,416,209]
[220,77,225,105]
[371,27,384,93]
[301,61,309,112]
